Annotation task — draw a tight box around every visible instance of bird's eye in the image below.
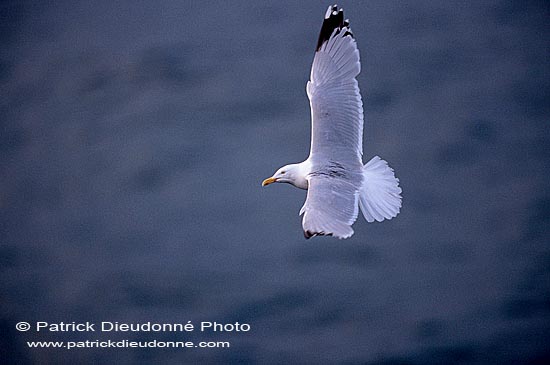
[281,171,286,174]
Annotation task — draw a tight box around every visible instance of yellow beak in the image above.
[262,177,277,186]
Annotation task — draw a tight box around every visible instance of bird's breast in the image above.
[294,178,309,190]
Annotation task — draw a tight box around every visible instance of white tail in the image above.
[359,156,402,223]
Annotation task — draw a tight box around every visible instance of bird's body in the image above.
[263,5,402,239]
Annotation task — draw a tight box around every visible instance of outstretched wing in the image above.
[307,5,363,164]
[301,175,359,239]
[300,5,364,239]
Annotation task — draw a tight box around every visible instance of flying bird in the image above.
[262,5,402,239]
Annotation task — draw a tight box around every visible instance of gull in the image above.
[262,5,402,239]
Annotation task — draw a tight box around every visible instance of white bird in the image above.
[262,5,402,239]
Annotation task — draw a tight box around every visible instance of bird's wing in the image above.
[306,5,363,163]
[301,174,359,239]
[300,6,365,239]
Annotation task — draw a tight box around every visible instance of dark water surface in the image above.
[1,1,549,363]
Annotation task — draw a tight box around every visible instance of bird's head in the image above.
[262,164,301,187]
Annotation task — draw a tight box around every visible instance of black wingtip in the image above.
[303,230,333,239]
[315,4,353,51]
